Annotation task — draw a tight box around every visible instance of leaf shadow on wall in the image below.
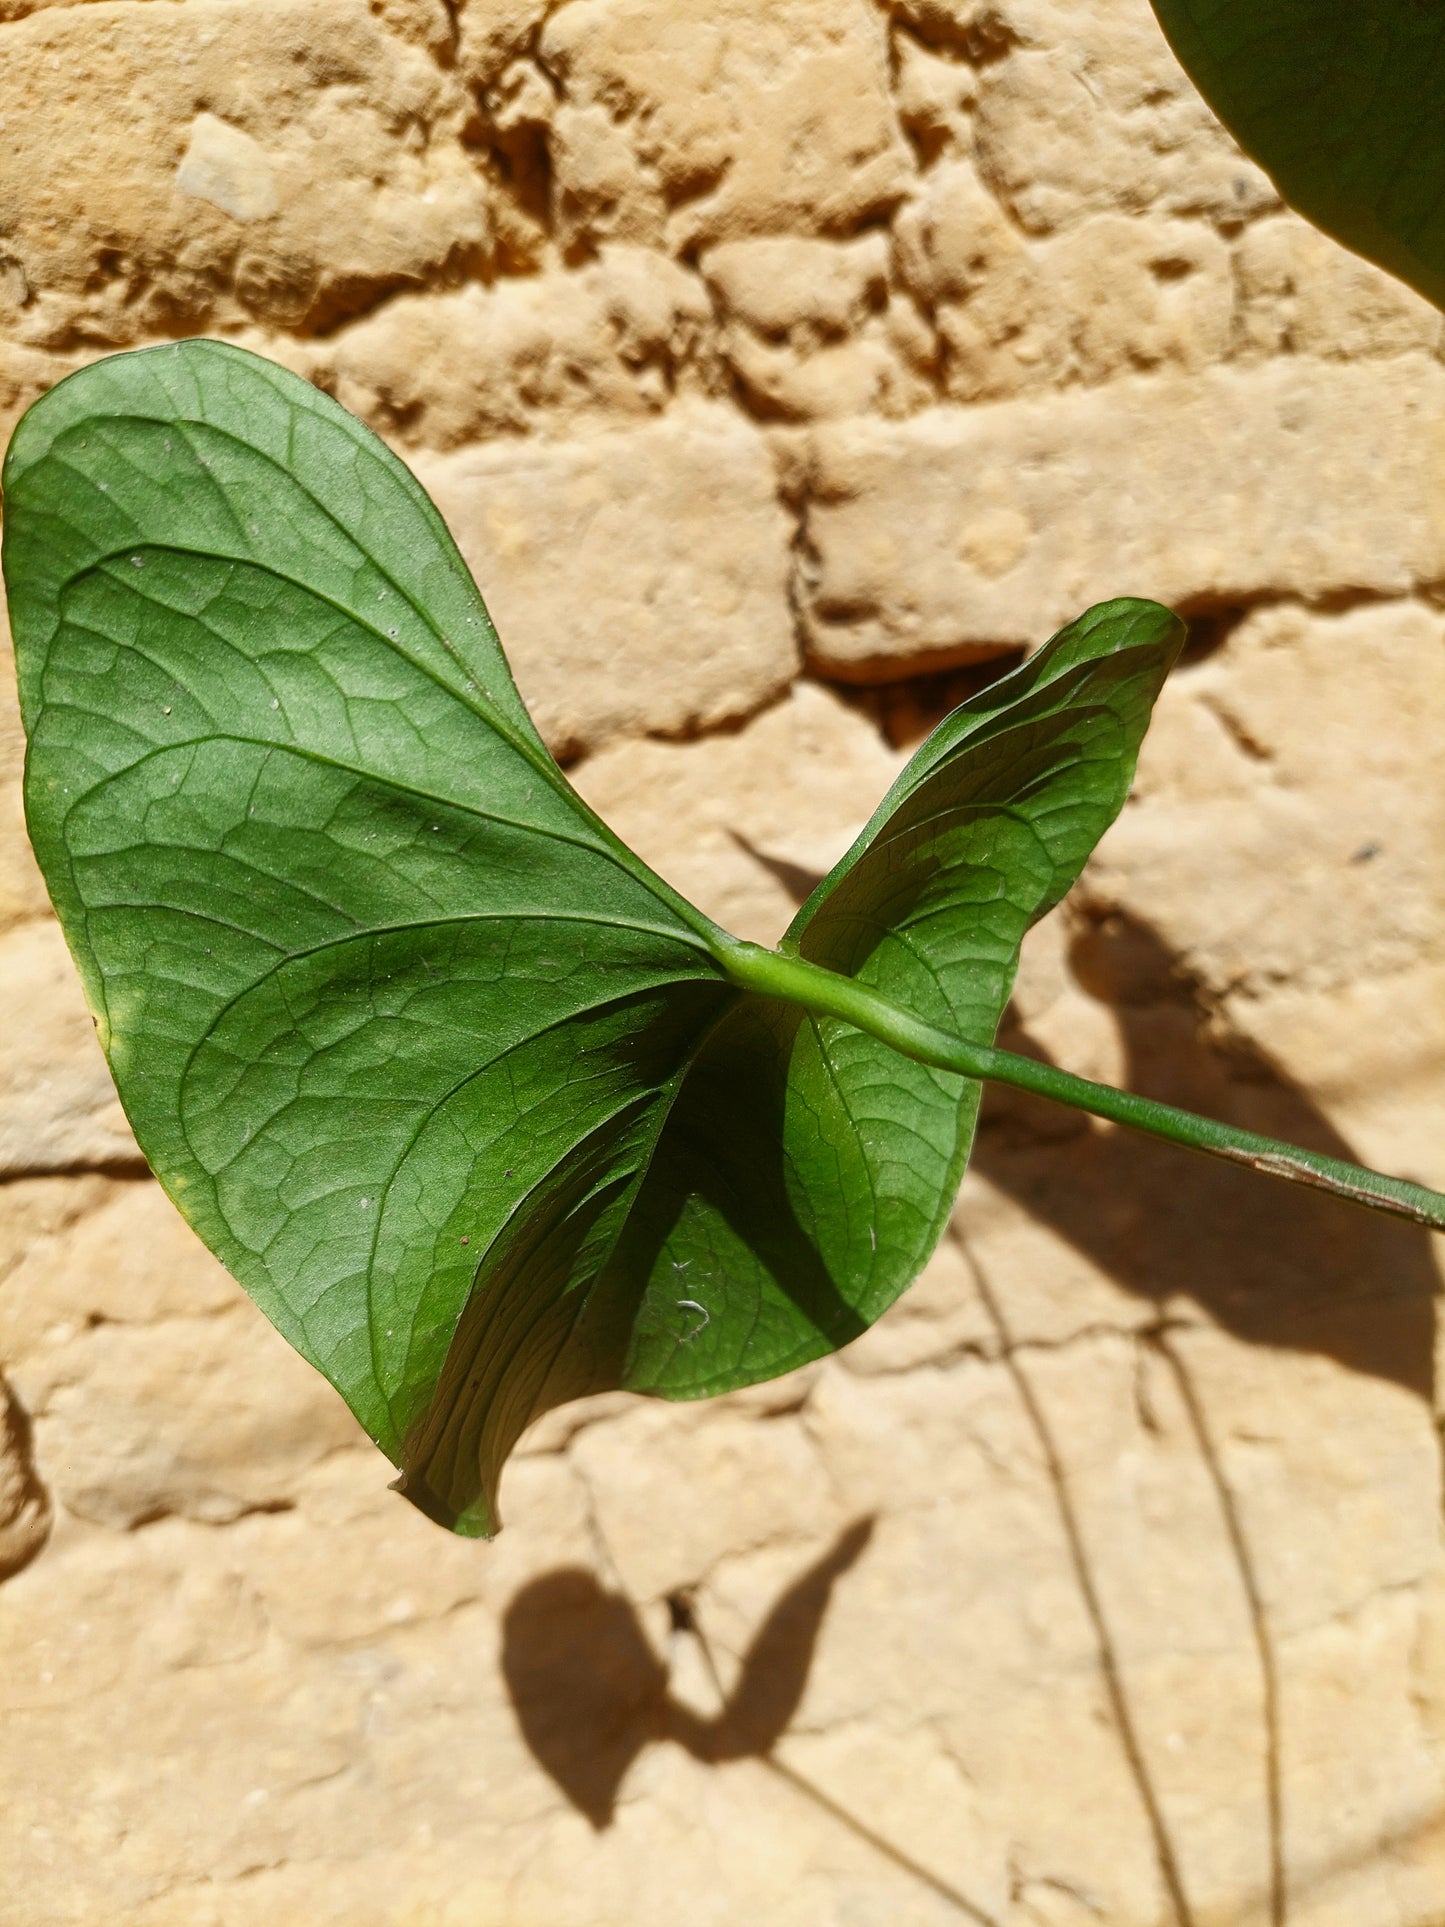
[954,905,1439,1927]
[501,1519,1000,1920]
[976,906,1438,1407]
[502,1518,874,1831]
[740,835,1438,1927]
[972,911,1439,1925]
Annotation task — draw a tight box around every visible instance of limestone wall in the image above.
[2,3,1444,1923]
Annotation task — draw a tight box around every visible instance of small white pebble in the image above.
[162,705,171,715]
[270,698,279,710]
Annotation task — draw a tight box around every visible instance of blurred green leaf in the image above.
[1152,0,1445,310]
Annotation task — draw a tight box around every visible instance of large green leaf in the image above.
[2,340,1182,1534]
[1151,0,1445,311]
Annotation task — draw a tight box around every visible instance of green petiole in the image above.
[720,940,1445,1235]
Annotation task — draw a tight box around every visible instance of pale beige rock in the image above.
[1090,599,1445,1007]
[572,680,905,945]
[0,1372,48,1581]
[310,248,717,449]
[409,402,798,755]
[891,25,977,163]
[799,360,1445,675]
[703,235,891,339]
[0,1172,113,1286]
[1040,213,1235,383]
[799,1321,1445,1925]
[723,326,930,423]
[972,0,1279,235]
[0,624,53,933]
[455,0,553,89]
[0,0,491,346]
[176,113,280,225]
[369,0,455,56]
[892,159,1053,400]
[571,1399,842,1604]
[0,919,138,1175]
[1236,215,1445,361]
[895,167,1234,402]
[702,234,931,421]
[0,1177,238,1364]
[13,1298,360,1529]
[539,0,914,253]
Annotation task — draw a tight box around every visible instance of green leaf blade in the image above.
[4,339,1183,1537]
[5,341,735,1531]
[618,602,1185,1404]
[1150,0,1445,311]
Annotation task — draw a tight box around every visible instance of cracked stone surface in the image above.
[1,0,1444,1922]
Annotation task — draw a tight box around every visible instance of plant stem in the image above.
[720,940,1445,1234]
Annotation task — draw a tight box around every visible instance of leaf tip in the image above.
[389,1465,501,1541]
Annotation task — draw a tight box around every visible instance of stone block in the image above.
[0,1178,237,1366]
[896,164,1234,402]
[570,1398,842,1602]
[572,679,905,945]
[410,402,798,754]
[0,1372,48,1582]
[14,1302,360,1530]
[310,248,716,448]
[971,0,1278,235]
[1236,215,1445,361]
[455,0,553,89]
[0,622,53,933]
[702,233,930,421]
[1090,599,1445,1006]
[0,0,491,346]
[539,0,913,252]
[799,361,1445,675]
[0,919,138,1176]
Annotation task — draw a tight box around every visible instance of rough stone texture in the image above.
[1,0,1444,1923]
[0,0,492,345]
[798,362,1445,675]
[408,402,799,754]
[537,0,912,254]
